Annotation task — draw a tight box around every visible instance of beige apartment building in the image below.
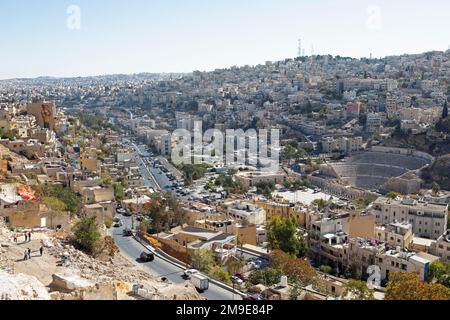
[321,136,363,154]
[375,221,414,248]
[372,196,448,240]
[430,230,450,262]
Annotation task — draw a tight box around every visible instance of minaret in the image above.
[298,39,302,57]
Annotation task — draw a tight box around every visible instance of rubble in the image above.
[0,270,50,300]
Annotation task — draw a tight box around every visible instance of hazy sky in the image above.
[1,0,450,79]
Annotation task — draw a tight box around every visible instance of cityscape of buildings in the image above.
[0,48,450,302]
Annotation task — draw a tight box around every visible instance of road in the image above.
[128,140,174,192]
[112,216,240,300]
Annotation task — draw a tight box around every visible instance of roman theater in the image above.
[319,146,434,194]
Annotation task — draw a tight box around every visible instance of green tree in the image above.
[113,183,124,202]
[42,197,67,214]
[139,219,152,234]
[39,184,81,215]
[344,280,375,300]
[319,265,333,274]
[143,193,187,232]
[386,191,400,200]
[190,249,215,274]
[72,216,101,255]
[256,181,276,198]
[249,268,283,286]
[312,198,327,211]
[209,266,232,285]
[429,261,450,288]
[267,216,308,258]
[288,281,304,300]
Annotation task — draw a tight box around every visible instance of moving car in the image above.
[113,220,123,228]
[139,252,155,262]
[123,228,133,237]
[183,269,199,279]
[116,208,126,215]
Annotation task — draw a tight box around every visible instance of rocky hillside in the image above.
[382,132,450,156]
[0,222,203,300]
[421,154,450,190]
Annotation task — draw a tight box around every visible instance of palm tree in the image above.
[432,182,441,196]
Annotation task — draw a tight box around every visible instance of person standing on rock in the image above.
[39,246,43,256]
[24,233,28,242]
[27,248,32,259]
[24,250,28,261]
[13,234,17,243]
[28,232,32,242]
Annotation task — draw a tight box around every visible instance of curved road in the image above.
[112,216,240,300]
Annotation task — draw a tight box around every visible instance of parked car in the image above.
[235,273,248,282]
[231,276,244,285]
[139,252,155,262]
[254,259,263,269]
[113,220,123,228]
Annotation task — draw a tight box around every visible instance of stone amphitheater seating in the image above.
[329,151,432,191]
